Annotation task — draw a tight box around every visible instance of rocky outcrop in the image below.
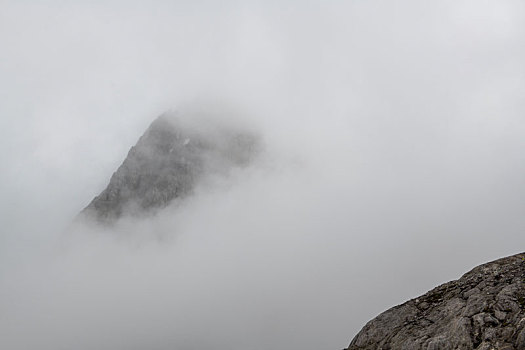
[80,112,258,223]
[347,252,525,350]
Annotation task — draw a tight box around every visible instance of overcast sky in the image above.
[1,1,525,350]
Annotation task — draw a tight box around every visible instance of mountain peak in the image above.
[80,112,259,223]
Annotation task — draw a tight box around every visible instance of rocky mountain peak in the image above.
[80,112,259,223]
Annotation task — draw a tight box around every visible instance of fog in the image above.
[1,1,525,349]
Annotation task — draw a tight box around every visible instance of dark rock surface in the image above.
[80,112,258,223]
[347,252,525,350]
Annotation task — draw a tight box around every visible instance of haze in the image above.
[1,1,524,349]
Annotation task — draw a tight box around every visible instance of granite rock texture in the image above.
[348,253,525,350]
[81,113,258,223]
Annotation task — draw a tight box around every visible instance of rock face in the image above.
[348,252,525,350]
[81,112,258,223]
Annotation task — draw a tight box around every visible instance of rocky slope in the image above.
[347,252,525,350]
[80,112,258,223]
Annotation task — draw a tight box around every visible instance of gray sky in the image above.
[1,1,525,349]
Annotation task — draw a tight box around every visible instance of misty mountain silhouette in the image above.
[80,112,258,223]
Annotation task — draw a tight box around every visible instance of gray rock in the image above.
[80,112,259,223]
[347,253,525,350]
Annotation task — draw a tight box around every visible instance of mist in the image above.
[1,1,525,349]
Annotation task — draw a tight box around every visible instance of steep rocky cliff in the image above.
[347,252,525,350]
[80,112,258,223]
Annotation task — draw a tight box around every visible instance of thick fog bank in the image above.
[1,1,525,350]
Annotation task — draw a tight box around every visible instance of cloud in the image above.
[1,1,525,349]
